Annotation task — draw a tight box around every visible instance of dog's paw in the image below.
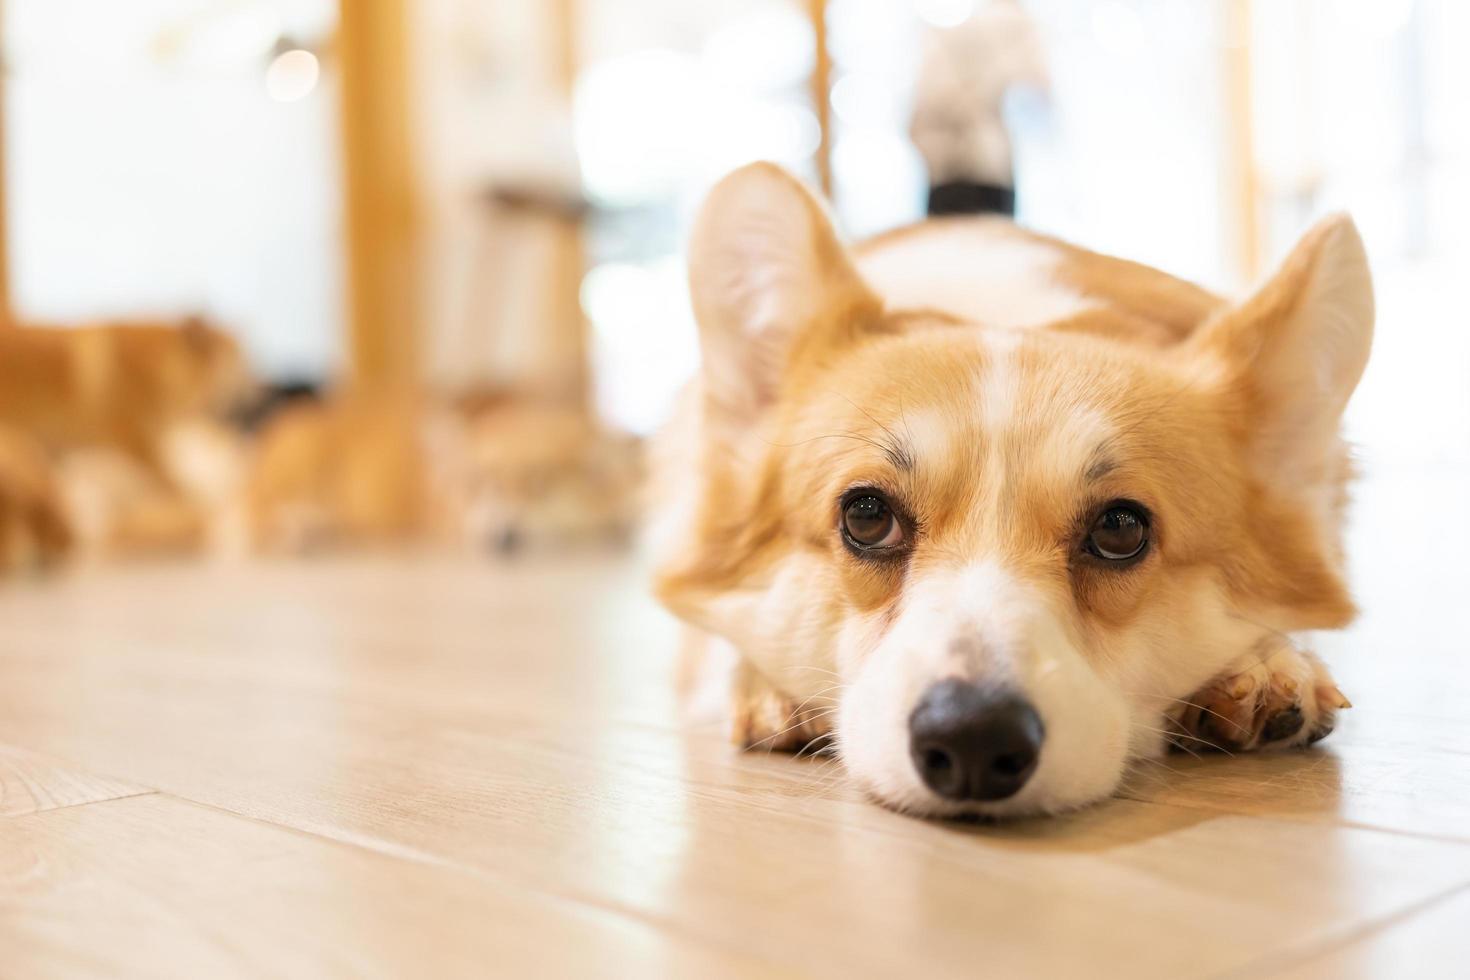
[1173,645,1350,753]
[730,663,834,754]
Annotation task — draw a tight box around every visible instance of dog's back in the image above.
[855,218,1225,347]
[0,318,252,461]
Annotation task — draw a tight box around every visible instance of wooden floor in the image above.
[1,467,1468,978]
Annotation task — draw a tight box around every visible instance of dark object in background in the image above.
[910,1,1048,221]
[231,380,322,433]
[485,183,589,223]
[927,180,1016,217]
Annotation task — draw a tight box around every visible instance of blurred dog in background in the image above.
[247,389,639,555]
[0,317,641,573]
[0,316,253,566]
[0,424,72,573]
[0,316,254,472]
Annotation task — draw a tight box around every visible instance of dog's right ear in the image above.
[687,163,879,425]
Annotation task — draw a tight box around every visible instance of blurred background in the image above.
[0,0,1465,572]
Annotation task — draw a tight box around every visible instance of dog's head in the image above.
[177,317,258,420]
[454,400,641,555]
[656,163,1373,817]
[119,316,258,421]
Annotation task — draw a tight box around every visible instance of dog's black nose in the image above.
[908,679,1044,802]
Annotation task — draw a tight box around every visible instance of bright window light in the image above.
[265,49,319,103]
[703,3,813,93]
[913,0,976,30]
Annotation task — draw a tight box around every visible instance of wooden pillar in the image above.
[1223,0,1260,284]
[338,0,418,391]
[808,0,833,198]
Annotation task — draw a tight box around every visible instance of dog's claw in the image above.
[1173,645,1348,753]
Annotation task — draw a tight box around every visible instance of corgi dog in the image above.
[246,391,639,555]
[653,163,1369,818]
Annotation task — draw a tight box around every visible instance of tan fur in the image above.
[247,395,439,551]
[0,425,72,572]
[57,447,206,557]
[458,401,641,552]
[0,317,254,565]
[247,393,640,554]
[655,163,1372,818]
[0,318,254,479]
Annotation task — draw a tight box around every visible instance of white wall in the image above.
[3,0,342,380]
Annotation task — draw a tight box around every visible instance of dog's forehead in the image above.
[799,324,1162,477]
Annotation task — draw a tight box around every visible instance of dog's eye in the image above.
[1086,503,1149,561]
[841,493,905,550]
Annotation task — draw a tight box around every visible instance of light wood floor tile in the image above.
[0,793,779,980]
[1263,886,1470,980]
[1,552,1469,977]
[0,744,149,818]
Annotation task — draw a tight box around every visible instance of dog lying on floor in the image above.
[0,317,255,565]
[652,163,1368,818]
[246,391,640,555]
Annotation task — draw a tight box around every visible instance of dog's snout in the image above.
[908,679,1044,802]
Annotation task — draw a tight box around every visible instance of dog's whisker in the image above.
[793,735,839,762]
[780,665,842,679]
[793,760,854,801]
[827,389,909,465]
[782,688,843,721]
[1130,755,1182,777]
[1132,721,1235,759]
[1131,721,1204,759]
[1126,692,1252,737]
[1117,759,1176,789]
[745,705,840,753]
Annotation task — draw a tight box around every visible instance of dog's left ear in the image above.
[687,163,880,427]
[1194,214,1373,485]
